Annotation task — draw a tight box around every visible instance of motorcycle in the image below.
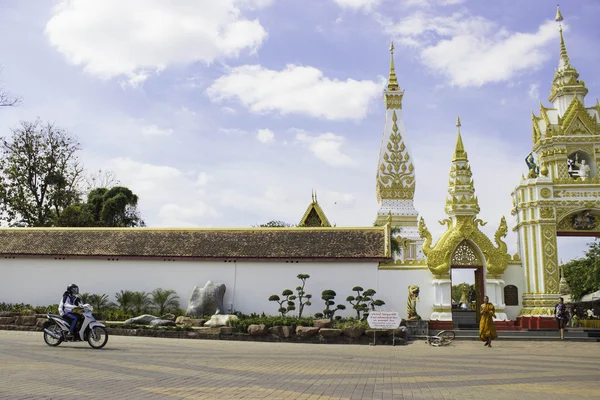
[43,304,109,349]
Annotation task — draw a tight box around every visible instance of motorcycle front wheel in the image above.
[87,326,108,349]
[43,321,63,347]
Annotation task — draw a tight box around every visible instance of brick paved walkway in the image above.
[1,331,599,399]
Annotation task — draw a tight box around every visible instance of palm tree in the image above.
[150,288,180,316]
[130,291,151,315]
[79,293,92,304]
[88,294,112,313]
[115,290,134,312]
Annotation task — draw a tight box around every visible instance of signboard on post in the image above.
[367,311,401,329]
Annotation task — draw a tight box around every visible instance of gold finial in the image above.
[452,117,466,162]
[314,190,318,203]
[387,41,399,91]
[555,5,564,24]
[387,210,392,225]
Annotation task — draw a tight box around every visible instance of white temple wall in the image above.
[377,269,433,320]
[502,263,525,320]
[0,258,379,318]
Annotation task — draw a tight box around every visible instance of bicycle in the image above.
[426,330,455,347]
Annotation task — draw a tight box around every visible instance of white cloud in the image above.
[333,0,380,11]
[256,128,275,143]
[296,132,356,167]
[141,124,173,137]
[196,172,212,186]
[206,64,382,121]
[528,83,540,99]
[45,0,270,83]
[380,10,559,87]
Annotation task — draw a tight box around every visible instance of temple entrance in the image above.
[451,266,484,328]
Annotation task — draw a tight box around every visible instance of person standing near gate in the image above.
[554,297,567,340]
[479,296,497,347]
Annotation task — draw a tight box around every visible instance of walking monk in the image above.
[479,296,497,347]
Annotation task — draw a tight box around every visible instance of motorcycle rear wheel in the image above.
[87,326,108,349]
[43,321,63,347]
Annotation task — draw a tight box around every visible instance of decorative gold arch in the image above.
[451,240,483,266]
[418,215,511,279]
[556,208,600,236]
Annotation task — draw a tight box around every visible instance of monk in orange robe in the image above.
[479,296,497,347]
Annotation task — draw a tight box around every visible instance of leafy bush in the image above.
[227,312,314,332]
[333,318,370,330]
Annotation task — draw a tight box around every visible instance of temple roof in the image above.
[0,227,389,261]
[298,191,331,227]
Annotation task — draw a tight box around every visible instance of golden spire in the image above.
[387,41,399,91]
[452,115,467,162]
[549,5,587,103]
[446,117,479,217]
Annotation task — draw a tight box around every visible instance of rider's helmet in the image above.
[67,284,79,296]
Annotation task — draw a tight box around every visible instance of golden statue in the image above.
[459,285,469,310]
[407,285,421,320]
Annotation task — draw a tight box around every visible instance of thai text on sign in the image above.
[367,311,401,329]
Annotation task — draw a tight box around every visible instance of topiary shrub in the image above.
[316,290,346,323]
[269,289,297,317]
[295,274,312,318]
[346,287,385,320]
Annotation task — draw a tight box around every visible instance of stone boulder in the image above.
[281,326,295,338]
[313,319,332,329]
[160,313,176,321]
[319,328,342,337]
[149,319,176,327]
[296,326,320,338]
[342,326,365,339]
[185,281,226,317]
[203,314,238,328]
[248,324,268,336]
[124,314,160,325]
[268,326,283,337]
[0,317,16,325]
[189,319,206,327]
[365,329,389,337]
[16,316,37,326]
[175,316,192,325]
[390,326,408,340]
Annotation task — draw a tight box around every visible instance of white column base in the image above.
[430,312,452,321]
[430,279,452,321]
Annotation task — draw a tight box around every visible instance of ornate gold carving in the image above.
[419,216,510,278]
[554,190,600,198]
[384,93,403,109]
[531,226,539,292]
[541,226,559,293]
[376,111,415,201]
[540,207,555,219]
[540,188,552,198]
[451,240,482,266]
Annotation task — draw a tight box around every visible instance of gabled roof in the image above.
[298,191,331,227]
[0,226,389,261]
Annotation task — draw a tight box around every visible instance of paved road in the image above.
[1,331,600,399]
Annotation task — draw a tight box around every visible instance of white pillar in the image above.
[486,278,509,321]
[430,278,452,321]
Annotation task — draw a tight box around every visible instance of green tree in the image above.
[295,274,312,318]
[268,289,296,317]
[315,290,346,323]
[150,288,180,316]
[58,186,144,227]
[0,69,20,107]
[131,291,151,315]
[115,290,134,313]
[563,241,600,301]
[0,119,83,226]
[88,294,112,314]
[253,220,295,227]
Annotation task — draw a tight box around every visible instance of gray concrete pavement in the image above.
[1,331,599,399]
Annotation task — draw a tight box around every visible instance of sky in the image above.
[1,0,599,262]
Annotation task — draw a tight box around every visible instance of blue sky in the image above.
[1,0,599,261]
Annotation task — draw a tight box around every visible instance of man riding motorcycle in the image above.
[58,284,83,338]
